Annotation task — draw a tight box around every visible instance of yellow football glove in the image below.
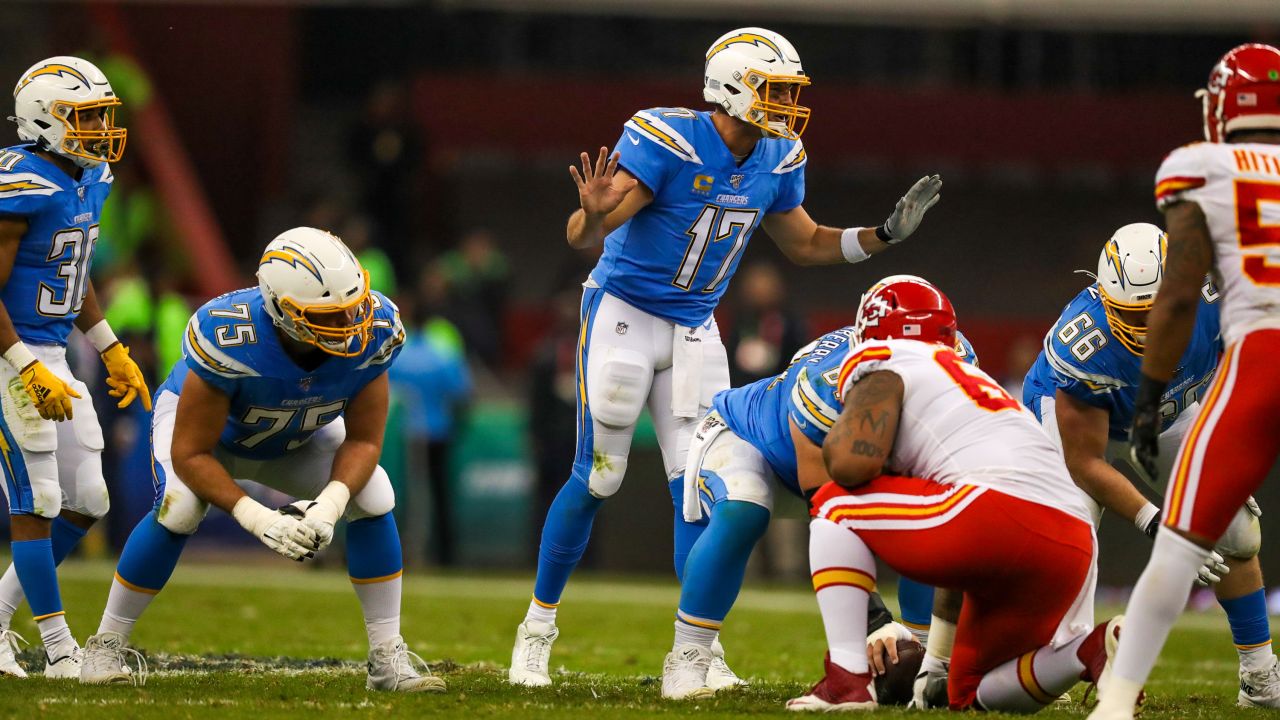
[19,360,81,421]
[101,342,152,411]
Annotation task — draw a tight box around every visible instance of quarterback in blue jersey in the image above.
[659,276,973,698]
[76,228,444,693]
[511,26,944,688]
[0,57,150,679]
[1023,223,1278,703]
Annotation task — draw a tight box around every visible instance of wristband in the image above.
[1134,372,1168,412]
[840,228,870,264]
[925,615,955,661]
[3,342,37,373]
[314,481,351,520]
[84,320,120,353]
[1135,502,1161,538]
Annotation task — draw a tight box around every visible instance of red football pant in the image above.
[810,476,1095,709]
[1165,329,1280,542]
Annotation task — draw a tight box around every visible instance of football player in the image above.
[793,277,1118,712]
[1023,222,1278,706]
[76,228,444,693]
[0,57,150,678]
[1091,44,1280,719]
[510,26,944,688]
[662,275,973,698]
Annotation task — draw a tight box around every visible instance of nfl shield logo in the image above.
[76,186,85,201]
[299,377,313,392]
[729,174,744,190]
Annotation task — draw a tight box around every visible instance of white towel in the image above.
[672,323,706,418]
[682,411,729,523]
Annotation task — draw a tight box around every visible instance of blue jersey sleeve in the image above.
[0,163,59,217]
[1040,331,1119,410]
[955,331,979,366]
[181,311,257,397]
[768,141,807,214]
[616,109,690,195]
[355,292,407,381]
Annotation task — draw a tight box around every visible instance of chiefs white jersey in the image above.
[1156,142,1280,345]
[836,338,1091,523]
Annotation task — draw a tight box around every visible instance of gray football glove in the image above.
[880,174,942,243]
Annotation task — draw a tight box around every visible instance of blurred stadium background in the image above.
[2,0,1278,601]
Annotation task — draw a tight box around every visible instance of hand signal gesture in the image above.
[569,147,637,219]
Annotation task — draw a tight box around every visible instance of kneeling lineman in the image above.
[792,277,1120,712]
[77,228,443,692]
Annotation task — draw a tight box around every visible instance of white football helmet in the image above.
[257,227,373,358]
[703,27,810,140]
[1096,222,1167,355]
[11,56,125,168]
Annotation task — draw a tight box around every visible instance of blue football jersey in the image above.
[1022,282,1222,440]
[158,287,405,460]
[713,329,978,497]
[0,144,113,345]
[590,108,806,327]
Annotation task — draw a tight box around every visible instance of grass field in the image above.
[0,558,1269,718]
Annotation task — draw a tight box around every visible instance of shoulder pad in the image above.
[836,341,895,400]
[184,306,261,380]
[358,291,406,370]
[1155,143,1210,210]
[1042,328,1125,392]
[790,366,839,431]
[624,110,703,164]
[0,171,59,202]
[772,139,807,174]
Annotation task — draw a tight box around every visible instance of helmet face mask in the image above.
[257,228,375,358]
[1096,223,1166,355]
[704,28,811,140]
[11,57,126,168]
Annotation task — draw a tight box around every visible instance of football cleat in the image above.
[706,638,747,691]
[44,644,83,679]
[80,632,146,686]
[786,652,877,712]
[1239,655,1280,708]
[366,636,446,693]
[508,620,557,687]
[0,628,27,678]
[662,644,716,700]
[1078,615,1123,691]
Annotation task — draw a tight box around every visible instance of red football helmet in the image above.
[1199,43,1280,142]
[854,275,957,345]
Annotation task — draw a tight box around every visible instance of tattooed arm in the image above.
[822,370,904,488]
[1142,201,1214,383]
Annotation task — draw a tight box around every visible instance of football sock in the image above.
[525,598,557,626]
[676,499,769,628]
[1096,529,1207,714]
[670,477,708,582]
[673,619,717,650]
[897,576,934,642]
[1219,588,1275,673]
[347,513,404,647]
[0,516,90,626]
[974,623,1104,712]
[808,518,874,675]
[11,537,75,659]
[100,510,191,638]
[531,479,602,609]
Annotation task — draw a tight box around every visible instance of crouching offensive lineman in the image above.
[792,277,1123,712]
[77,228,444,692]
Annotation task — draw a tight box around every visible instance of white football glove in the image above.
[908,654,949,710]
[299,482,351,551]
[1195,549,1230,587]
[231,497,319,562]
[880,174,942,244]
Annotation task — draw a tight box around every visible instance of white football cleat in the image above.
[366,636,446,693]
[1239,655,1280,708]
[44,644,83,679]
[0,628,28,678]
[80,632,145,686]
[662,644,715,700]
[706,638,747,691]
[509,621,557,687]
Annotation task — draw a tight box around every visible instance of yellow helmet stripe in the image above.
[259,249,322,282]
[706,32,783,60]
[16,64,92,94]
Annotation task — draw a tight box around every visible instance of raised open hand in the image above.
[569,146,638,219]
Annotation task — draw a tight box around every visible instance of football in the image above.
[874,639,926,706]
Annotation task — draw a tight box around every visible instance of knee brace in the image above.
[155,487,208,535]
[70,455,109,519]
[24,451,61,519]
[349,465,396,520]
[583,349,650,498]
[1217,502,1262,559]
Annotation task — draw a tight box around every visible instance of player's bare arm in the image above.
[0,218,27,354]
[565,147,652,249]
[76,281,152,411]
[823,370,903,488]
[170,372,244,513]
[789,416,836,492]
[1055,389,1152,526]
[327,372,389,497]
[1143,202,1215,383]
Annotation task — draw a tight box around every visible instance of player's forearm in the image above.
[566,209,606,250]
[1141,289,1200,382]
[0,300,23,356]
[73,281,107,335]
[174,452,246,514]
[329,440,382,496]
[1068,456,1149,523]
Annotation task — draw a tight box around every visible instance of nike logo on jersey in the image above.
[627,133,641,145]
